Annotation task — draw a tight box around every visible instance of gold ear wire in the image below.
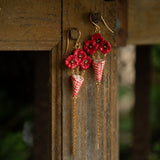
[101,16,114,33]
[75,30,81,49]
[65,29,82,57]
[90,15,101,33]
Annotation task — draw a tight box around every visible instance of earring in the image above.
[83,13,114,150]
[64,28,91,156]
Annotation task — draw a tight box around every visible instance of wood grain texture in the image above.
[62,0,118,159]
[51,45,62,160]
[34,48,62,160]
[0,0,118,159]
[128,0,160,44]
[34,52,52,160]
[117,0,128,46]
[0,0,61,50]
[133,46,151,160]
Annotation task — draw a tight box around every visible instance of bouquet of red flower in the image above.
[65,48,91,97]
[84,33,111,83]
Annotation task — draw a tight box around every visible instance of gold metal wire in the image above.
[103,102,107,159]
[72,97,77,156]
[64,29,82,57]
[72,69,75,75]
[75,30,81,49]
[81,70,85,77]
[90,14,114,34]
[90,15,101,33]
[77,66,80,75]
[96,82,101,149]
[92,55,95,61]
[97,51,101,60]
[81,95,86,160]
[101,16,114,33]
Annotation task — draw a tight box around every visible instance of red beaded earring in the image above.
[64,28,91,157]
[84,13,114,150]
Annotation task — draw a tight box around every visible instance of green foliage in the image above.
[0,53,34,160]
[150,45,160,160]
[119,85,134,160]
[151,45,160,72]
[120,45,160,160]
[150,153,160,160]
[151,85,160,131]
[0,133,29,160]
[119,85,133,100]
[0,90,33,160]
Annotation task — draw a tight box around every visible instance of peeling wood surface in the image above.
[127,0,160,44]
[0,0,61,50]
[62,0,118,159]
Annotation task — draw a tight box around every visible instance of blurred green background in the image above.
[0,46,160,160]
[0,53,34,160]
[119,45,160,160]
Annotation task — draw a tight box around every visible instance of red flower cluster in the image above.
[65,55,79,69]
[65,49,91,70]
[84,33,111,55]
[80,56,92,70]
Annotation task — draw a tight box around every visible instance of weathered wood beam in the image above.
[34,52,52,160]
[117,0,128,46]
[34,48,62,160]
[62,0,118,159]
[133,46,151,160]
[128,0,160,44]
[0,0,61,50]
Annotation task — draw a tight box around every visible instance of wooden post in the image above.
[62,0,118,159]
[34,52,52,160]
[34,48,62,160]
[0,0,118,159]
[133,46,151,160]
[117,0,128,46]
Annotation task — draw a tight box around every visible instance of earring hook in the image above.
[90,14,101,33]
[101,16,114,33]
[75,30,81,49]
[64,28,81,56]
[90,13,114,34]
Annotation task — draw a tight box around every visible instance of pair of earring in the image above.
[64,14,114,157]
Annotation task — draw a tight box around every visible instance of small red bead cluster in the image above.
[84,33,111,55]
[65,49,91,70]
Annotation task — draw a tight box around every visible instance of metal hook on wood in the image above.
[65,28,81,56]
[90,13,101,33]
[69,28,81,49]
[90,12,114,33]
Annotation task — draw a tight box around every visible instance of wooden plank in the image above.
[62,0,118,159]
[51,45,62,160]
[34,48,62,160]
[133,46,151,160]
[0,0,61,50]
[0,1,118,159]
[117,0,128,46]
[34,52,52,160]
[128,0,160,44]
